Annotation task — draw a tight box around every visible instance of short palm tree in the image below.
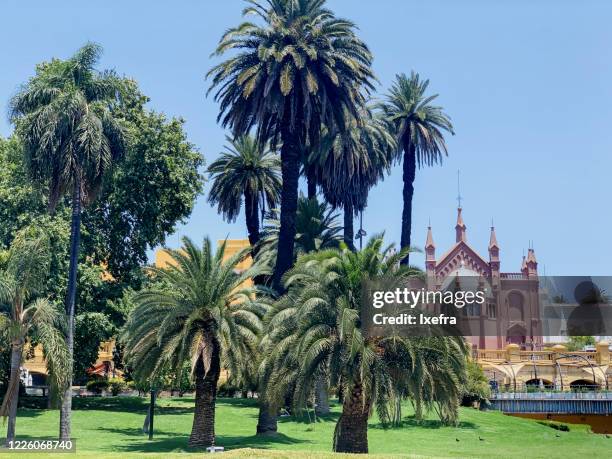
[208,0,374,291]
[9,42,125,439]
[381,72,454,264]
[256,195,342,266]
[313,107,395,249]
[208,135,282,249]
[123,237,268,447]
[0,228,69,445]
[263,236,468,453]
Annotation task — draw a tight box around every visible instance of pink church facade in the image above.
[424,208,543,350]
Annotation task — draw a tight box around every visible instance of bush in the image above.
[86,379,109,394]
[537,420,570,432]
[108,378,127,396]
[461,360,491,407]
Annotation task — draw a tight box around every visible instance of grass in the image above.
[2,396,610,458]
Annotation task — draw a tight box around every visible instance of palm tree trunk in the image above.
[256,401,278,435]
[400,144,416,265]
[314,377,330,416]
[306,166,317,199]
[189,341,221,447]
[272,126,301,293]
[59,176,81,441]
[2,342,24,446]
[333,383,369,454]
[343,203,355,251]
[244,188,260,248]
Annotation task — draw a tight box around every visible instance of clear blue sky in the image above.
[1,0,611,275]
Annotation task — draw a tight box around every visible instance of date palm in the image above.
[208,135,281,249]
[263,236,468,453]
[0,228,69,445]
[313,107,395,249]
[381,72,453,264]
[9,43,125,439]
[208,0,374,292]
[123,237,268,447]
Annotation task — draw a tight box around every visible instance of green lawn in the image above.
[2,396,610,458]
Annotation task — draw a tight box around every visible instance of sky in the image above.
[1,0,611,275]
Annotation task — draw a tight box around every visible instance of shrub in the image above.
[108,378,127,396]
[86,379,109,394]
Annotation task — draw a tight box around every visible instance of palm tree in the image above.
[208,135,282,249]
[9,43,125,439]
[381,72,454,264]
[208,0,374,292]
[263,236,468,453]
[256,195,342,266]
[313,107,395,249]
[123,237,267,447]
[0,228,69,445]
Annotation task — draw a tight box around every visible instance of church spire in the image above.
[455,208,466,243]
[489,225,499,249]
[426,225,435,249]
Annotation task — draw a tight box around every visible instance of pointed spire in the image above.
[527,248,537,263]
[426,225,435,249]
[521,254,527,271]
[489,226,499,249]
[455,208,466,243]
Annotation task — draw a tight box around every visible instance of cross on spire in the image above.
[457,170,463,209]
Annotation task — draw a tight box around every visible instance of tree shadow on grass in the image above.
[14,408,46,418]
[99,426,308,454]
[369,416,478,430]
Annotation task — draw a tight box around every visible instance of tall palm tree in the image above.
[9,43,125,439]
[263,236,468,453]
[208,0,374,292]
[208,135,282,249]
[123,237,267,447]
[313,107,395,249]
[0,228,69,445]
[381,72,454,264]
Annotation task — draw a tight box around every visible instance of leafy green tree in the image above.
[83,80,204,282]
[381,72,454,264]
[208,0,374,292]
[207,135,281,249]
[461,359,491,407]
[0,228,69,444]
[2,75,203,389]
[9,43,126,439]
[313,107,395,249]
[566,336,596,351]
[263,236,468,453]
[123,237,267,447]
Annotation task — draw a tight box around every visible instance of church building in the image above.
[424,207,543,350]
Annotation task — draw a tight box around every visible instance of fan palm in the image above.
[380,72,453,264]
[9,42,125,439]
[313,107,395,249]
[208,0,374,291]
[123,237,268,447]
[208,135,282,249]
[0,228,69,445]
[263,236,468,453]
